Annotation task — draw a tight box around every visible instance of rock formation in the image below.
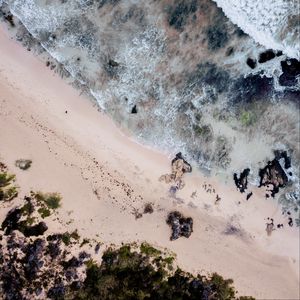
[166,211,193,241]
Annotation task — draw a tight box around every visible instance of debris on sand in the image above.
[143,202,154,214]
[15,159,32,170]
[166,211,193,241]
[160,152,192,191]
[132,208,143,219]
[266,219,275,236]
[215,194,221,204]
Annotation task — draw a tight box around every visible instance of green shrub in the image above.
[240,111,256,126]
[67,245,254,300]
[140,242,161,256]
[35,192,61,211]
[0,173,15,188]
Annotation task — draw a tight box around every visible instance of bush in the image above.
[35,192,61,209]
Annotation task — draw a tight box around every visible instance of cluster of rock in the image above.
[166,211,193,241]
[234,150,292,199]
[160,152,192,191]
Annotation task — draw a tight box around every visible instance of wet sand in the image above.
[0,25,299,299]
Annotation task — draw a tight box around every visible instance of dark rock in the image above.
[233,168,250,193]
[226,46,234,56]
[131,105,137,114]
[21,221,48,237]
[108,59,119,67]
[95,243,101,254]
[166,211,193,240]
[78,251,90,261]
[246,192,253,200]
[22,238,45,280]
[279,58,300,87]
[274,150,291,169]
[258,49,276,63]
[172,152,192,173]
[288,217,293,227]
[188,62,230,94]
[47,241,61,259]
[144,203,154,214]
[259,156,289,197]
[234,27,247,37]
[62,256,81,269]
[246,58,257,69]
[47,283,65,299]
[231,73,273,103]
[46,233,64,241]
[1,208,22,235]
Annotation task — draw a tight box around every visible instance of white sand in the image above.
[0,24,299,299]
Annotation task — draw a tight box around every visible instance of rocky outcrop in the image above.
[233,168,250,193]
[160,153,192,190]
[259,152,290,197]
[166,211,193,241]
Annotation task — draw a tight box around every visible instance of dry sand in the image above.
[0,24,299,299]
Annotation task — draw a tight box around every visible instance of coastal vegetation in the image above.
[0,162,255,299]
[0,163,18,202]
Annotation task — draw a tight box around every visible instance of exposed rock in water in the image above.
[279,59,300,87]
[259,152,289,197]
[233,168,250,193]
[246,57,257,69]
[258,49,276,63]
[131,105,137,114]
[166,211,193,241]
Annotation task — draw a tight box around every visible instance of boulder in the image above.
[166,211,193,241]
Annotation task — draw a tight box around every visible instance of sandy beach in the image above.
[0,24,299,299]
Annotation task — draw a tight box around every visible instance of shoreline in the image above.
[0,24,299,299]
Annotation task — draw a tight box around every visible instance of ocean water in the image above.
[1,0,299,207]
